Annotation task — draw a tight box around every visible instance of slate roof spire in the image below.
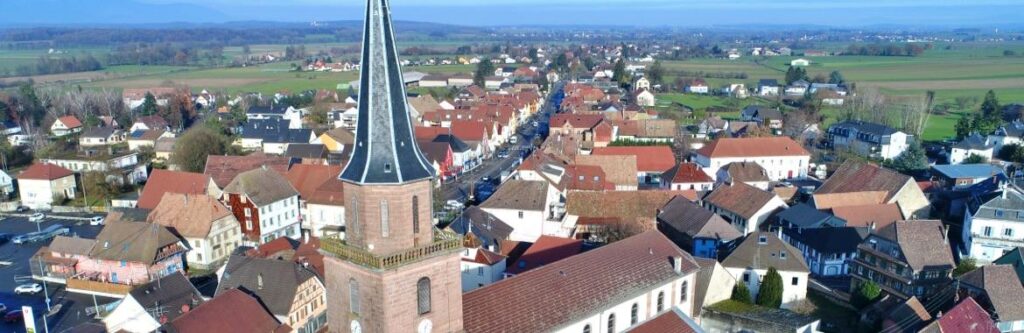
[339,0,434,184]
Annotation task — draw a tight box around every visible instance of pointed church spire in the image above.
[340,0,434,184]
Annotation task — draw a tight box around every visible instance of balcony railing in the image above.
[67,277,135,296]
[321,230,462,270]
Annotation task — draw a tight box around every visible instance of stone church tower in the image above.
[322,0,464,332]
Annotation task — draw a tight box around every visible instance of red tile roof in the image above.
[924,297,999,333]
[18,163,73,180]
[164,288,288,333]
[449,120,490,141]
[703,182,782,220]
[666,163,714,184]
[204,153,290,188]
[464,248,507,265]
[57,115,82,128]
[550,114,603,130]
[463,231,700,332]
[137,169,211,210]
[831,203,904,230]
[415,126,450,141]
[284,164,342,202]
[507,236,584,274]
[560,165,615,191]
[593,146,676,173]
[696,137,810,158]
[627,308,700,333]
[566,190,698,226]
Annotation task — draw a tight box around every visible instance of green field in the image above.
[659,42,1024,141]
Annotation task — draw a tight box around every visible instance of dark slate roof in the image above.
[284,143,327,159]
[722,231,810,273]
[216,255,320,317]
[871,220,955,271]
[432,134,471,153]
[993,122,1024,138]
[246,105,289,115]
[240,119,312,144]
[657,196,741,241]
[128,272,204,324]
[830,120,899,136]
[959,264,1024,321]
[969,185,1024,221]
[339,0,434,184]
[448,206,513,249]
[740,105,782,120]
[953,133,992,150]
[758,79,779,87]
[777,203,846,228]
[81,126,118,138]
[783,226,869,255]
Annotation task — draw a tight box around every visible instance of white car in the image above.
[14,283,42,295]
[28,213,45,222]
[89,216,104,226]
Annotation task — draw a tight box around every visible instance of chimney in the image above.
[673,256,683,273]
[303,231,310,244]
[776,227,783,239]
[943,225,950,244]
[870,221,877,231]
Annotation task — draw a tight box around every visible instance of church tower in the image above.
[322,0,464,332]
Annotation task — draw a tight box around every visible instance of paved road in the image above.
[0,215,115,333]
[441,82,563,204]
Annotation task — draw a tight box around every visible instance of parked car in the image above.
[14,283,42,295]
[15,206,29,213]
[3,310,21,323]
[11,234,34,245]
[89,216,104,226]
[28,213,45,222]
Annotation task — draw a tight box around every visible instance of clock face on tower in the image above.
[351,320,362,333]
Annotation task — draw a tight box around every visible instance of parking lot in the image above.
[0,213,116,333]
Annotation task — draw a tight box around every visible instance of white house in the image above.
[17,163,76,209]
[634,76,651,91]
[102,272,203,333]
[635,89,656,107]
[80,127,126,147]
[479,179,563,242]
[221,167,302,245]
[703,182,789,235]
[963,182,1024,263]
[42,152,148,185]
[462,231,701,333]
[687,80,710,94]
[695,137,811,181]
[828,120,912,160]
[148,194,243,270]
[246,105,303,129]
[790,58,811,67]
[50,115,83,137]
[722,231,810,309]
[460,247,507,292]
[988,121,1024,153]
[951,133,995,164]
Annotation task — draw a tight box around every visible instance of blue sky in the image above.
[3,0,1023,27]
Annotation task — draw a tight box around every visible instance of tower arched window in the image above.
[417,277,431,314]
[350,197,359,236]
[607,313,616,333]
[681,281,689,302]
[349,278,360,314]
[413,196,420,234]
[380,200,389,238]
[631,303,638,325]
[657,291,665,312]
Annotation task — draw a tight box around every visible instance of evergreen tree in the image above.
[851,281,882,309]
[980,90,1000,119]
[141,92,159,116]
[647,60,665,86]
[955,114,973,140]
[612,58,628,87]
[888,142,929,174]
[731,283,752,304]
[473,58,495,88]
[756,267,784,308]
[0,100,10,123]
[829,70,845,84]
[953,258,978,277]
[785,67,807,85]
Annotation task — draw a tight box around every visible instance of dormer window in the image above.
[780,251,787,259]
[758,235,768,244]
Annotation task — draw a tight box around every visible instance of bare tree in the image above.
[593,220,645,244]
